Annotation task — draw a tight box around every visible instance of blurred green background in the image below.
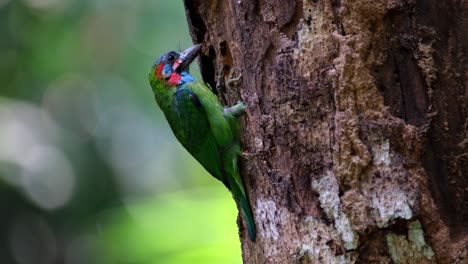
[0,1,242,263]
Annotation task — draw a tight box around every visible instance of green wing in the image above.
[169,84,228,187]
[187,82,233,147]
[188,82,256,241]
[173,81,256,241]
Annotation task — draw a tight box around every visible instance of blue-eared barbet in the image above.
[148,44,256,241]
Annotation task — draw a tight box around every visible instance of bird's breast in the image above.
[165,92,210,154]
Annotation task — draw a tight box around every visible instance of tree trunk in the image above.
[183,1,467,263]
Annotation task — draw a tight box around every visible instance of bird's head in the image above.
[149,44,201,87]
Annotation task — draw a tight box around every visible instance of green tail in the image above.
[223,147,256,241]
[230,179,256,241]
[239,191,257,241]
[222,102,255,241]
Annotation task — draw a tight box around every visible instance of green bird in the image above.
[148,44,256,241]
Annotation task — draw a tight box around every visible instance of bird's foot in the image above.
[226,71,242,88]
[241,151,261,158]
[224,101,246,117]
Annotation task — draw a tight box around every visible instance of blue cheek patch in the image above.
[180,72,195,84]
[162,64,172,76]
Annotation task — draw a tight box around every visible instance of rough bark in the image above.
[183,0,467,263]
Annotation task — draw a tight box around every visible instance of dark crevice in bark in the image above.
[219,41,228,56]
[355,231,392,263]
[219,41,234,78]
[377,7,429,125]
[330,0,345,35]
[279,0,303,40]
[375,54,403,119]
[394,51,429,126]
[393,56,407,122]
[375,7,428,126]
[200,46,217,94]
[355,218,422,263]
[183,0,218,92]
[258,42,274,112]
[183,0,207,43]
[415,0,468,236]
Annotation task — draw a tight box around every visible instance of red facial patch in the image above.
[168,72,182,86]
[155,63,164,79]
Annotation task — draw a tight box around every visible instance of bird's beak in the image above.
[174,44,202,72]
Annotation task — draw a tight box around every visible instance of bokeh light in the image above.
[0,1,241,263]
[9,213,58,264]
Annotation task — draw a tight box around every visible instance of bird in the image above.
[148,44,256,241]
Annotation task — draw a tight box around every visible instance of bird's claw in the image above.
[224,101,246,118]
[227,72,242,87]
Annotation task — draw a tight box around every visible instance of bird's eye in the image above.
[166,54,176,63]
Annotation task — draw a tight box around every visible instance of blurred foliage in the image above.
[0,1,241,263]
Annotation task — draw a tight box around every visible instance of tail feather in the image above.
[239,190,257,241]
[230,178,256,241]
[223,148,256,241]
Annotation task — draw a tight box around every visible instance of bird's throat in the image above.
[168,72,182,86]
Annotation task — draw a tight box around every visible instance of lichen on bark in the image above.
[386,220,435,264]
[183,0,468,263]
